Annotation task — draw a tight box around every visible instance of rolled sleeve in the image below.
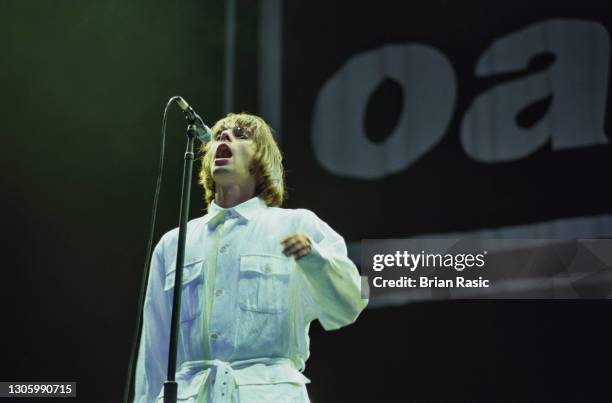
[295,211,368,331]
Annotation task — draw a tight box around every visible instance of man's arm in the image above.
[283,210,368,331]
[134,241,170,402]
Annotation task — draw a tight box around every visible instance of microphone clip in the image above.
[173,96,212,143]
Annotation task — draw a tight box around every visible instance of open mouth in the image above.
[215,144,233,159]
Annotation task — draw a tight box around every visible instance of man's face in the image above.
[210,126,256,186]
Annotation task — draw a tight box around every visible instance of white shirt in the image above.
[134,196,367,402]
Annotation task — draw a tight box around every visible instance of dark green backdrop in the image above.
[2,1,611,402]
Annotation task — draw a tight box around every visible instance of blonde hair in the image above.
[198,112,286,208]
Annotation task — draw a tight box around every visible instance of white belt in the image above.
[157,357,309,402]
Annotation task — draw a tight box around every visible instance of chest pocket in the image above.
[238,254,291,314]
[163,258,205,323]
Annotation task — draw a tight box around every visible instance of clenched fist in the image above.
[281,233,312,260]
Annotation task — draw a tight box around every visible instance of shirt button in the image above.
[263,264,272,274]
[215,289,224,297]
[219,244,229,253]
[211,332,219,340]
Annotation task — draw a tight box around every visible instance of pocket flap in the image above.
[163,258,205,291]
[239,254,291,276]
[233,364,310,386]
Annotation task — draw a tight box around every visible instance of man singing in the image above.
[134,113,367,402]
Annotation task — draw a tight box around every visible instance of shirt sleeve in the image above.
[134,239,170,403]
[295,210,368,331]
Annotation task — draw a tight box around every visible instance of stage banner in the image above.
[267,1,612,269]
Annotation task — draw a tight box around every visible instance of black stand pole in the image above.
[163,123,199,403]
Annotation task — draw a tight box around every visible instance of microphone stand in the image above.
[163,121,200,403]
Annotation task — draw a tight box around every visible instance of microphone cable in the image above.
[122,96,182,403]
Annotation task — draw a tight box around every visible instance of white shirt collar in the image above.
[204,196,268,226]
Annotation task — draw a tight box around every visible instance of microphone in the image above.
[174,96,212,143]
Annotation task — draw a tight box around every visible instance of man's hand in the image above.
[281,233,312,260]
